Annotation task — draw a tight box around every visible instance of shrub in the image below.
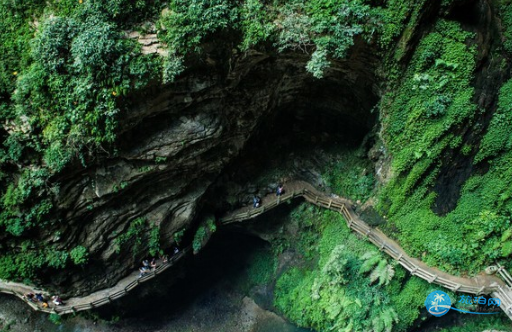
[48,313,62,325]
[239,0,275,50]
[70,245,89,265]
[116,217,147,255]
[159,0,237,54]
[148,227,161,257]
[192,225,207,253]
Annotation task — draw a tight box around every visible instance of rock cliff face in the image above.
[46,39,379,295]
[22,0,507,298]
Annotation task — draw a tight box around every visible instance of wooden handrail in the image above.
[219,180,511,319]
[3,181,512,319]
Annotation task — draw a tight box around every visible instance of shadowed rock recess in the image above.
[44,42,379,296]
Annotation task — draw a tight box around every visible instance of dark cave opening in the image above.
[206,65,380,214]
[94,221,311,331]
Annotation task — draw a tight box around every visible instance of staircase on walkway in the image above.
[221,180,512,320]
[2,180,512,319]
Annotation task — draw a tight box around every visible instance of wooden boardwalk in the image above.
[0,247,190,315]
[221,180,512,320]
[2,180,512,319]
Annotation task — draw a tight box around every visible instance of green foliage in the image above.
[0,0,163,253]
[192,218,217,253]
[70,245,89,265]
[424,94,452,118]
[377,0,426,49]
[0,319,14,332]
[436,315,512,332]
[19,11,158,167]
[116,217,147,255]
[382,20,476,175]
[377,19,512,275]
[158,0,380,78]
[45,249,69,269]
[206,218,217,232]
[475,79,512,162]
[359,251,395,286]
[0,241,82,280]
[162,52,185,84]
[274,203,431,332]
[305,47,330,79]
[154,156,167,163]
[48,313,62,325]
[245,249,275,287]
[323,148,375,202]
[0,0,44,102]
[173,229,185,245]
[499,1,512,54]
[0,166,52,236]
[192,225,207,253]
[239,0,275,51]
[148,227,161,257]
[159,0,238,54]
[276,0,373,78]
[51,0,164,27]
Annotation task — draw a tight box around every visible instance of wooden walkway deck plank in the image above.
[2,180,512,319]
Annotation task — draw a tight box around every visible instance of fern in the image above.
[372,315,385,332]
[360,251,395,286]
[370,260,395,286]
[383,308,399,332]
[359,251,380,273]
[372,308,399,332]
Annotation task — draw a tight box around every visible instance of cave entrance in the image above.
[259,77,374,148]
[97,226,310,332]
[218,61,379,202]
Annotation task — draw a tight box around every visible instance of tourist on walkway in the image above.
[276,184,284,196]
[253,195,261,208]
[160,253,169,264]
[35,293,45,302]
[24,293,35,302]
[173,247,179,255]
[139,266,150,278]
[52,295,64,306]
[150,258,157,270]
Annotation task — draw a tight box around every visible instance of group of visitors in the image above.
[138,247,180,278]
[24,292,64,308]
[138,258,156,277]
[252,184,285,208]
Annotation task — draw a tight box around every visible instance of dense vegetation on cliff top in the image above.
[1,1,512,329]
